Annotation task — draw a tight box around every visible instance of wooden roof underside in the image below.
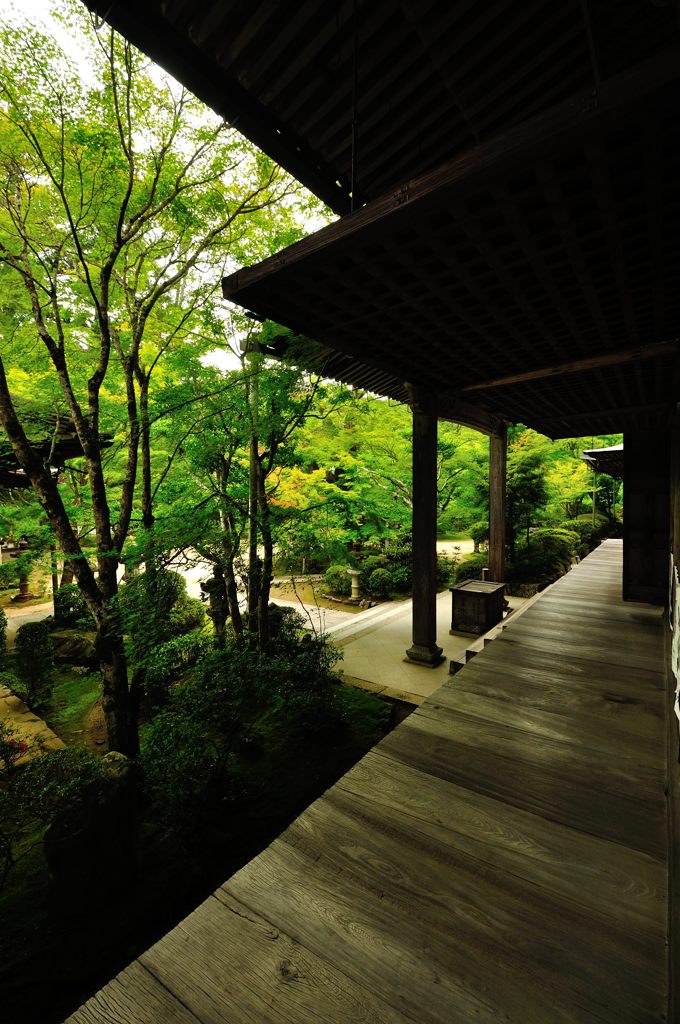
[222,50,680,437]
[83,0,680,437]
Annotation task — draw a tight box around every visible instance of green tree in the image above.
[0,5,304,754]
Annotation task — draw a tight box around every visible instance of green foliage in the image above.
[0,670,21,694]
[118,567,205,663]
[0,719,27,774]
[560,518,599,556]
[53,584,93,629]
[324,563,352,596]
[364,567,394,599]
[452,552,489,584]
[360,554,388,574]
[506,527,580,591]
[14,621,55,708]
[44,670,101,744]
[0,745,103,892]
[0,607,6,664]
[167,595,206,637]
[436,553,458,589]
[143,630,212,707]
[390,565,411,591]
[470,521,489,549]
[140,607,344,835]
[140,711,228,834]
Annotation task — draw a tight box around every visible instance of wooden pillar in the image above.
[488,423,507,582]
[623,427,670,603]
[405,389,443,667]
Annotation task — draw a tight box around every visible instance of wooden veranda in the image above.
[69,540,668,1024]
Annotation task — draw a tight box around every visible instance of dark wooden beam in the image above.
[537,401,673,429]
[82,1,351,214]
[436,398,502,437]
[222,44,680,301]
[461,340,678,393]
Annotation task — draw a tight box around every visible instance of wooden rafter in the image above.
[461,340,678,393]
[222,44,680,302]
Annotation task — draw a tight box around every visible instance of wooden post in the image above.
[405,388,443,667]
[623,428,670,603]
[488,423,507,582]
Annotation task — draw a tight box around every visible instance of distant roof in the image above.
[582,444,624,478]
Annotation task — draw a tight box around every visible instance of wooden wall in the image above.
[623,428,670,604]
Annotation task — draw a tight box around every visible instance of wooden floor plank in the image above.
[66,961,203,1024]
[139,891,411,1024]
[67,540,670,1024]
[337,752,666,933]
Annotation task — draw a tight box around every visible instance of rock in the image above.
[50,629,98,668]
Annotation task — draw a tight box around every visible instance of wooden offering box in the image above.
[449,580,505,635]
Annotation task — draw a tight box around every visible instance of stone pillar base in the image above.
[404,642,444,667]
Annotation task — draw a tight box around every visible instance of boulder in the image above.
[50,629,98,668]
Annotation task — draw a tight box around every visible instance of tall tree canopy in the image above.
[0,1,317,754]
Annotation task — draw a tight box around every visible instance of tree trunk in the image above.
[59,558,75,590]
[50,543,59,618]
[225,560,243,638]
[207,566,229,646]
[96,615,138,758]
[256,459,273,653]
[139,377,154,531]
[247,370,260,624]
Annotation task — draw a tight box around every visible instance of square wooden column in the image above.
[405,389,444,666]
[488,423,507,582]
[623,428,670,603]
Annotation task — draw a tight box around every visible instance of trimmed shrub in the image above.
[0,606,6,664]
[167,594,205,636]
[323,563,352,596]
[365,567,394,599]
[561,518,598,556]
[505,527,580,592]
[390,565,411,592]
[470,521,489,550]
[53,583,94,629]
[452,552,488,584]
[14,620,55,708]
[360,554,388,575]
[436,553,458,589]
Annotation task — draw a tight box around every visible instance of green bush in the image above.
[323,563,352,596]
[561,518,598,556]
[390,565,411,592]
[14,620,55,708]
[365,567,393,599]
[53,583,94,629]
[167,594,205,636]
[360,554,388,575]
[505,527,579,592]
[452,552,488,584]
[529,527,580,564]
[143,629,212,708]
[470,521,489,549]
[436,553,458,589]
[141,711,229,834]
[0,745,103,892]
[0,606,6,664]
[0,718,28,773]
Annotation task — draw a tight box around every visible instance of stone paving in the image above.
[330,587,534,705]
[0,684,64,766]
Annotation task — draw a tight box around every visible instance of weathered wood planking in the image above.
[68,540,669,1024]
